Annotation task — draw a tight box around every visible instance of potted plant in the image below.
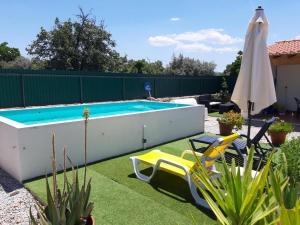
[217,110,244,136]
[268,119,292,147]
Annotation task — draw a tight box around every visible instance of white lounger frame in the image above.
[130,149,220,208]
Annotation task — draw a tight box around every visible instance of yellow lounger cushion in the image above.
[134,150,195,177]
[130,133,240,207]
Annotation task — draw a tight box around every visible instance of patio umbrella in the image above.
[231,6,277,145]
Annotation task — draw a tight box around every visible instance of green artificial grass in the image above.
[25,136,217,225]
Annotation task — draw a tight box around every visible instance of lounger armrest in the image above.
[180,150,203,159]
[209,101,221,106]
[156,159,189,174]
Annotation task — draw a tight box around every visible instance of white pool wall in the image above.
[0,103,205,182]
[0,122,22,181]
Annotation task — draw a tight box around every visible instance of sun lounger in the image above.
[170,98,198,106]
[190,117,276,164]
[130,133,239,206]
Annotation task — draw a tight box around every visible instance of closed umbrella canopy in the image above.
[231,7,276,116]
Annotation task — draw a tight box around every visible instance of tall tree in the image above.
[223,51,242,76]
[0,42,20,62]
[166,54,216,76]
[116,57,165,74]
[129,59,165,74]
[0,56,31,69]
[27,8,118,71]
[0,56,45,69]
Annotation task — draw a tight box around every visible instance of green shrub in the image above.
[215,77,231,103]
[217,110,244,130]
[269,169,300,225]
[269,120,292,134]
[279,138,300,183]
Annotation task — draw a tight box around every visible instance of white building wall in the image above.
[275,64,300,111]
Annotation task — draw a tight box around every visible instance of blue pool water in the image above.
[0,101,189,125]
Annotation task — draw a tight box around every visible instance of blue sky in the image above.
[1,0,300,71]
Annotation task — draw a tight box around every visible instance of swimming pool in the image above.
[0,100,204,181]
[0,101,189,126]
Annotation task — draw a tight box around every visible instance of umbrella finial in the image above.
[256,6,263,10]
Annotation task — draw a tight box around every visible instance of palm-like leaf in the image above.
[191,147,278,225]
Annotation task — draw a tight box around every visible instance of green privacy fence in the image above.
[0,69,237,108]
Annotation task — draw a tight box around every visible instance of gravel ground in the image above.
[0,169,37,225]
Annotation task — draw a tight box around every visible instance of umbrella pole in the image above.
[247,101,253,147]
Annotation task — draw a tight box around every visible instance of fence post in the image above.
[153,78,157,98]
[79,76,83,103]
[20,74,26,107]
[122,78,126,100]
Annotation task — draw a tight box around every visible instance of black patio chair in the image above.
[189,117,276,165]
[197,94,221,112]
[295,97,300,117]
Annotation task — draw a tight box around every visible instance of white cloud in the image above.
[172,29,243,45]
[176,43,238,53]
[148,28,243,53]
[295,35,300,40]
[148,36,179,46]
[176,43,212,52]
[170,17,180,21]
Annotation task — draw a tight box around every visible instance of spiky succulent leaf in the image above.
[29,207,39,225]
[45,177,60,224]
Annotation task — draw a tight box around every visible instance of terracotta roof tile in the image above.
[268,39,300,56]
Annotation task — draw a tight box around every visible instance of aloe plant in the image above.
[67,169,94,222]
[30,176,71,225]
[30,175,93,225]
[191,147,278,225]
[30,108,93,225]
